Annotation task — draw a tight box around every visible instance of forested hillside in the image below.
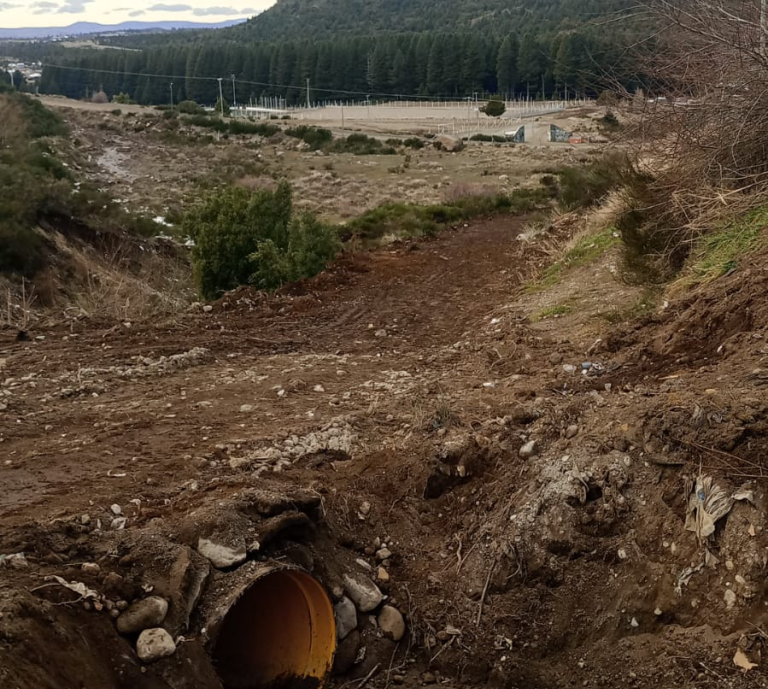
[235,0,631,40]
[34,0,647,105]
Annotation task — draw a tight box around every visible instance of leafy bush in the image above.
[330,133,397,155]
[251,213,339,290]
[113,92,135,104]
[11,92,68,138]
[0,223,46,277]
[470,133,508,143]
[228,119,279,136]
[403,137,425,149]
[184,114,229,132]
[177,99,205,115]
[285,125,333,150]
[556,154,629,210]
[184,181,338,298]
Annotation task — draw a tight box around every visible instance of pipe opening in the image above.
[213,570,336,689]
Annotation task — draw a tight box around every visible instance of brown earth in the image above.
[2,212,768,689]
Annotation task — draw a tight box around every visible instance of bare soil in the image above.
[2,205,768,688]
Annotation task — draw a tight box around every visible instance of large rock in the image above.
[196,537,246,569]
[378,605,406,641]
[116,596,169,634]
[332,630,361,675]
[334,596,358,640]
[136,628,176,663]
[343,574,383,612]
[435,134,464,152]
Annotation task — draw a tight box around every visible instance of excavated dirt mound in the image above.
[2,217,768,689]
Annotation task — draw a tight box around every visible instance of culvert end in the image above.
[211,568,336,689]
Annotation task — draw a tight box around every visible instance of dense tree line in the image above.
[39,29,642,106]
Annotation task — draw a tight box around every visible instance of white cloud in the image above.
[147,3,191,11]
[57,0,94,13]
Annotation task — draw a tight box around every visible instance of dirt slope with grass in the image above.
[2,207,768,688]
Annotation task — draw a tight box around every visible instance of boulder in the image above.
[334,596,358,640]
[343,574,383,612]
[378,605,406,641]
[136,628,176,663]
[116,596,169,634]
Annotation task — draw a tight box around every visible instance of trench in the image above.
[212,569,337,689]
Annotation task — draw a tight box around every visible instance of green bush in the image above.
[177,100,205,115]
[228,119,279,136]
[184,181,339,298]
[113,92,135,105]
[556,154,628,210]
[403,137,425,149]
[285,125,333,150]
[184,114,228,132]
[469,133,508,143]
[0,223,46,277]
[11,92,68,138]
[330,133,397,155]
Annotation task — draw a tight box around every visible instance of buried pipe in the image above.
[205,562,336,689]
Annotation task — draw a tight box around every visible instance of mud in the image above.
[2,214,768,688]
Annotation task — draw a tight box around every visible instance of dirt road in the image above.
[2,213,768,689]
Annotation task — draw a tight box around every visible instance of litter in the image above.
[685,475,755,544]
[44,575,100,602]
[733,649,758,671]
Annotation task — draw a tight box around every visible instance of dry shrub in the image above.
[235,175,277,193]
[618,0,768,275]
[441,182,495,204]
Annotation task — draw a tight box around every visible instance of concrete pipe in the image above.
[210,565,336,689]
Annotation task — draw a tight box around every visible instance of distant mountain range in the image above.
[0,20,248,40]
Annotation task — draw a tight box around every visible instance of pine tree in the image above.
[496,35,519,98]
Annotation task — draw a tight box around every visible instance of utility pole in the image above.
[341,103,345,130]
[306,78,310,109]
[231,73,237,108]
[9,69,14,89]
[218,77,224,116]
[170,82,174,107]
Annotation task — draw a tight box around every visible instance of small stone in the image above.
[356,558,372,572]
[332,630,360,675]
[334,597,358,640]
[617,548,628,560]
[136,628,176,663]
[374,329,387,338]
[393,675,405,685]
[375,548,392,562]
[343,574,383,612]
[724,589,737,609]
[565,425,579,439]
[229,457,252,470]
[378,605,405,641]
[110,504,122,516]
[654,608,662,616]
[549,352,563,365]
[202,305,213,313]
[80,514,91,526]
[423,672,436,685]
[735,574,747,586]
[436,630,449,642]
[239,404,254,413]
[116,600,129,611]
[630,617,639,628]
[81,562,101,575]
[117,596,169,634]
[196,538,246,569]
[377,566,390,583]
[313,385,325,393]
[519,440,537,459]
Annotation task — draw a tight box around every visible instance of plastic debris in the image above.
[685,475,755,544]
[563,364,577,374]
[0,553,28,568]
[45,575,100,601]
[734,649,758,671]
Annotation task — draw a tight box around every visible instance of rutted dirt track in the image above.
[2,217,768,688]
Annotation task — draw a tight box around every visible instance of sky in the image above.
[0,0,277,27]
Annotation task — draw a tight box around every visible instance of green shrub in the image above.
[330,133,397,155]
[251,213,339,290]
[228,119,279,136]
[163,109,178,120]
[184,181,338,298]
[177,100,205,115]
[469,133,508,143]
[113,92,135,105]
[556,154,629,210]
[403,137,425,149]
[285,125,333,150]
[11,92,68,138]
[184,114,228,133]
[0,222,46,276]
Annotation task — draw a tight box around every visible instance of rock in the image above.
[565,425,579,439]
[356,558,372,572]
[239,404,254,413]
[80,514,91,526]
[196,538,246,569]
[110,504,122,516]
[378,605,405,641]
[333,630,361,675]
[724,589,737,609]
[549,352,563,365]
[423,672,436,684]
[117,596,169,634]
[103,572,124,596]
[334,597,358,640]
[81,562,100,575]
[202,305,213,313]
[377,566,390,583]
[136,628,176,663]
[435,134,464,152]
[375,548,392,562]
[519,440,537,459]
[229,456,252,470]
[374,329,388,338]
[343,574,383,612]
